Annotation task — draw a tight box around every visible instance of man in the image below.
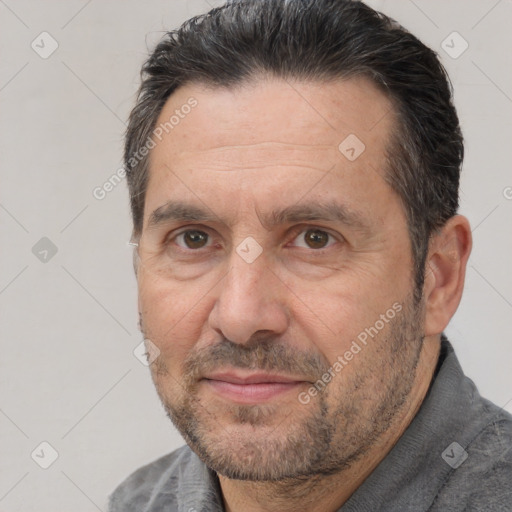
[109,0,512,510]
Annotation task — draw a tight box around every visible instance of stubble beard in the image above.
[151,293,425,482]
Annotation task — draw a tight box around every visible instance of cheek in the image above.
[295,288,374,361]
[288,267,406,363]
[138,273,211,362]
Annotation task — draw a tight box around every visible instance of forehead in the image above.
[151,76,394,156]
[144,76,398,225]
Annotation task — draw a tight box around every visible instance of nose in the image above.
[208,251,289,345]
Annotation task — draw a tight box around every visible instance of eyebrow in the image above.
[259,200,370,232]
[147,202,220,230]
[146,199,371,233]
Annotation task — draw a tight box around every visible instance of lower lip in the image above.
[204,379,303,403]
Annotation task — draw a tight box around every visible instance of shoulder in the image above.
[108,445,195,512]
[432,403,512,511]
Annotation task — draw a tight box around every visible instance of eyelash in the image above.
[289,227,339,250]
[165,225,342,254]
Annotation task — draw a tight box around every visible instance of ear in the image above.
[133,248,139,278]
[128,236,140,278]
[423,215,472,337]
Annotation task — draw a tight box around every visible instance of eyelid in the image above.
[163,223,343,251]
[288,225,343,246]
[177,233,212,250]
[166,226,215,249]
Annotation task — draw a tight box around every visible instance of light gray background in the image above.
[0,1,511,510]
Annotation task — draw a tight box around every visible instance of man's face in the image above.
[136,77,425,480]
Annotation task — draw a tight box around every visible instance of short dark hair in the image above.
[125,0,463,299]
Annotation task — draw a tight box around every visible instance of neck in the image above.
[219,337,441,512]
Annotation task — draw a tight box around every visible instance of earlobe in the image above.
[423,215,472,337]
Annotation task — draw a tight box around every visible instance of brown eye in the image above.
[304,229,330,249]
[181,230,209,249]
